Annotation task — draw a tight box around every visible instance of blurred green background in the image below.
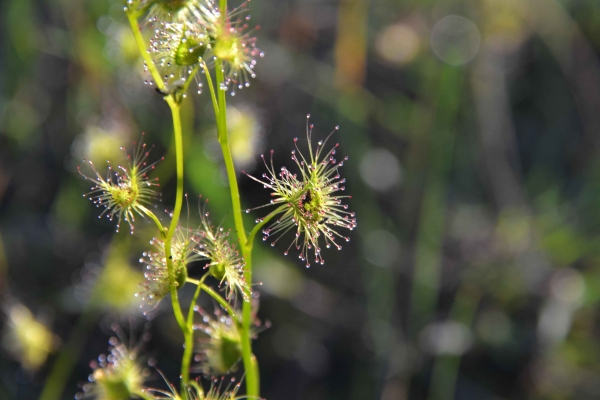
[3,0,600,399]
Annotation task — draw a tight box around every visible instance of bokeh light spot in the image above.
[375,23,420,66]
[359,148,402,191]
[431,15,481,65]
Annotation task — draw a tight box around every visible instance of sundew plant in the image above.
[39,0,356,398]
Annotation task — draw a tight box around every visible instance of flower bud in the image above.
[208,262,226,281]
[195,310,242,375]
[138,227,202,310]
[195,206,250,302]
[155,0,189,12]
[149,21,207,90]
[92,368,132,400]
[82,338,146,400]
[78,134,161,234]
[194,0,263,95]
[174,34,208,66]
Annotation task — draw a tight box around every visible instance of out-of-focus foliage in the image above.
[3,303,58,372]
[3,0,600,399]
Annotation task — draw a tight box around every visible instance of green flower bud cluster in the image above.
[127,0,263,96]
[136,202,251,311]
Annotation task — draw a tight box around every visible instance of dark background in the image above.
[3,0,600,399]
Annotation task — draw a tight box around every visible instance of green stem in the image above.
[138,205,165,237]
[247,205,288,244]
[203,284,239,322]
[219,0,227,22]
[39,308,97,400]
[165,100,185,253]
[215,62,247,246]
[240,244,259,396]
[181,275,208,393]
[211,1,257,389]
[242,203,287,390]
[162,99,187,335]
[211,56,259,397]
[126,11,167,93]
[177,64,201,103]
[202,63,219,119]
[187,275,208,325]
[180,307,194,393]
[186,278,240,323]
[165,96,191,398]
